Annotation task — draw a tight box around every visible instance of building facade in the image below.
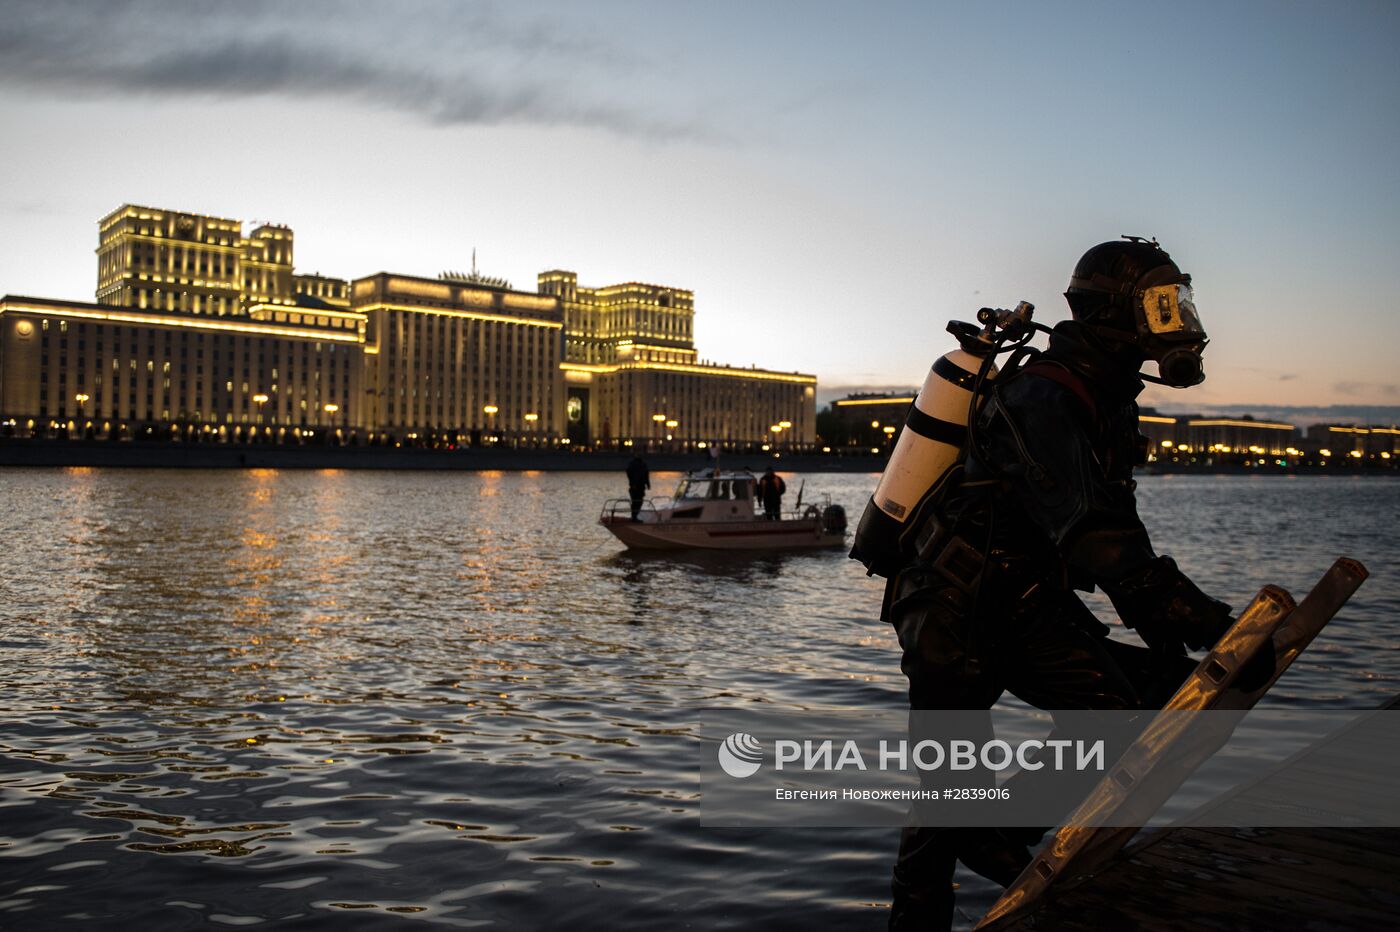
[827,393,918,449]
[542,270,816,449]
[1178,418,1298,456]
[1,203,817,448]
[1136,411,1179,453]
[352,272,564,445]
[0,295,362,441]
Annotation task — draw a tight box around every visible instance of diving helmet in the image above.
[1065,237,1208,387]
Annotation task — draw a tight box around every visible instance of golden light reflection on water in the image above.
[222,471,297,678]
[40,467,110,632]
[307,469,352,596]
[477,469,503,497]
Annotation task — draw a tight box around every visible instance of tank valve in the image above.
[976,301,1036,341]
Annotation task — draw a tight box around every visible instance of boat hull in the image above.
[600,515,845,551]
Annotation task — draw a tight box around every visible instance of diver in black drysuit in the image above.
[881,240,1265,930]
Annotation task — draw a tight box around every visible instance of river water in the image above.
[0,469,1395,929]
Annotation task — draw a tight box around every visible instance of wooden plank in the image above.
[1127,847,1400,928]
[1000,829,1400,931]
[1205,826,1400,861]
[1025,857,1303,932]
[1192,826,1400,876]
[1223,767,1394,818]
[1145,830,1400,913]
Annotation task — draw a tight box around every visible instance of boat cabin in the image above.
[674,472,754,502]
[665,470,760,522]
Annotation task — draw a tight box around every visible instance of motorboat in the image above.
[599,468,848,550]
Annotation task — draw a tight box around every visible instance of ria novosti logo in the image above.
[718,733,764,778]
[715,733,1107,778]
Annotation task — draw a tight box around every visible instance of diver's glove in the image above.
[1105,556,1276,694]
[1102,556,1233,653]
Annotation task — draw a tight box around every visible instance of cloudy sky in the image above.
[2,0,1397,415]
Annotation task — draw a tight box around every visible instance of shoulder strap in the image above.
[1019,361,1098,421]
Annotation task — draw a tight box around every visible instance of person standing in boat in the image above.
[626,454,650,522]
[757,467,786,520]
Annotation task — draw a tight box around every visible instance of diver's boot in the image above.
[956,828,1032,888]
[889,867,954,932]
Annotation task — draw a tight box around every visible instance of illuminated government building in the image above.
[0,204,816,448]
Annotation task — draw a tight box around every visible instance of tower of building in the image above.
[95,205,301,317]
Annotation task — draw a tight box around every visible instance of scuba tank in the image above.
[849,302,1039,578]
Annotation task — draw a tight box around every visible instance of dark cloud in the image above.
[1332,380,1400,398]
[0,0,712,141]
[1144,402,1400,428]
[1277,373,1297,381]
[816,384,920,407]
[0,197,57,215]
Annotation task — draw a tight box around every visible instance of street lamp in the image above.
[524,411,539,447]
[483,404,498,444]
[74,393,90,438]
[322,403,340,443]
[652,412,665,449]
[252,393,269,428]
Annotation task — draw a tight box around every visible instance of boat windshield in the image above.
[675,477,755,501]
[676,479,716,500]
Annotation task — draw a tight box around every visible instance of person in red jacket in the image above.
[756,467,786,520]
